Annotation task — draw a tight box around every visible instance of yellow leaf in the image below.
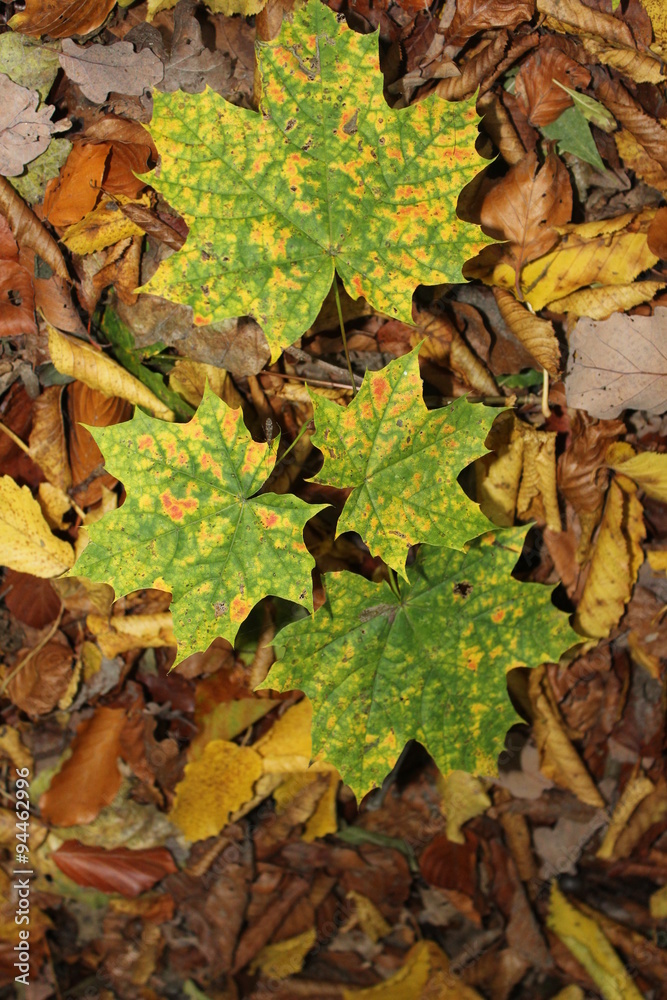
[597,773,654,860]
[147,0,266,19]
[582,37,664,84]
[169,358,242,410]
[547,883,644,1000]
[62,196,148,255]
[493,288,560,375]
[470,211,658,311]
[551,989,585,1000]
[345,890,391,942]
[615,129,667,193]
[530,667,605,808]
[649,884,667,918]
[647,550,667,573]
[516,424,561,532]
[643,0,667,56]
[576,475,645,638]
[254,698,314,774]
[249,928,317,980]
[38,481,72,530]
[0,475,73,578]
[303,769,339,841]
[548,281,665,319]
[438,769,491,844]
[475,411,524,528]
[273,768,339,841]
[607,443,667,503]
[343,940,484,1000]
[47,325,175,421]
[86,612,175,658]
[0,725,32,771]
[170,740,263,841]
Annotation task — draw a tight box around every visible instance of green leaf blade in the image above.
[141,0,490,358]
[262,529,578,798]
[74,387,325,658]
[310,348,497,576]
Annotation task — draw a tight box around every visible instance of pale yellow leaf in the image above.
[169,358,242,410]
[643,0,667,56]
[170,740,263,842]
[438,769,491,844]
[607,443,667,503]
[47,325,174,421]
[37,481,72,530]
[249,928,317,980]
[254,698,313,774]
[86,612,175,657]
[576,475,645,639]
[147,0,266,18]
[582,38,664,84]
[547,883,644,1000]
[0,725,33,771]
[0,475,73,577]
[475,411,524,528]
[615,129,667,193]
[62,196,147,255]
[548,281,665,320]
[597,774,654,860]
[345,890,391,943]
[343,940,484,1000]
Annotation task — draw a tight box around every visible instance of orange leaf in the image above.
[52,841,177,898]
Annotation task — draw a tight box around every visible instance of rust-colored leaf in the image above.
[52,841,177,898]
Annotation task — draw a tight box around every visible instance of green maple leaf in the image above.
[310,346,496,576]
[260,529,577,797]
[141,0,490,359]
[73,388,325,658]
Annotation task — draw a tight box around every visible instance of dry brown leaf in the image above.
[595,74,667,171]
[86,611,175,658]
[48,325,174,420]
[515,46,590,127]
[0,259,36,339]
[0,74,67,177]
[3,569,61,629]
[43,142,109,228]
[433,31,510,101]
[0,175,68,276]
[575,475,645,638]
[583,37,664,85]
[59,39,164,104]
[446,0,535,46]
[39,706,126,827]
[67,381,132,508]
[493,288,560,375]
[342,940,484,999]
[615,127,667,192]
[159,0,234,95]
[7,637,73,716]
[28,385,71,492]
[565,310,667,419]
[536,0,635,49]
[9,0,117,39]
[479,151,572,288]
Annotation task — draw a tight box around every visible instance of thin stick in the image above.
[333,279,357,398]
[275,419,314,467]
[0,604,64,696]
[0,420,32,456]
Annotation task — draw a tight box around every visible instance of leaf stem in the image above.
[333,279,357,397]
[275,418,314,467]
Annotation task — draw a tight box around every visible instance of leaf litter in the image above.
[0,0,667,997]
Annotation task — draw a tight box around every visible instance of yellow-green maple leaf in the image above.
[142,0,489,359]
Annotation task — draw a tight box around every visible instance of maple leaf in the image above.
[141,0,490,359]
[310,347,496,576]
[261,529,577,798]
[72,387,325,658]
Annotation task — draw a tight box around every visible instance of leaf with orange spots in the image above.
[140,0,490,361]
[71,387,325,659]
[261,529,576,798]
[310,347,496,576]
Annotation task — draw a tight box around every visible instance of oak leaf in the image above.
[310,347,496,576]
[71,387,325,658]
[0,74,67,177]
[142,0,489,359]
[59,38,164,104]
[261,530,576,798]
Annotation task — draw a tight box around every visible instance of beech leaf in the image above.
[261,529,577,798]
[72,386,326,658]
[141,0,490,359]
[310,347,496,576]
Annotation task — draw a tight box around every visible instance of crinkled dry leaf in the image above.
[515,46,590,127]
[565,309,667,419]
[159,0,233,95]
[0,174,68,278]
[9,0,117,39]
[7,638,73,716]
[551,280,665,319]
[0,475,73,577]
[446,0,535,45]
[493,288,560,375]
[59,39,163,104]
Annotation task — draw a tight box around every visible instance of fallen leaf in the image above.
[159,0,233,95]
[596,773,654,860]
[0,31,61,101]
[515,45,590,127]
[550,280,665,320]
[310,347,496,576]
[62,195,148,255]
[67,382,132,508]
[40,706,127,826]
[479,151,572,287]
[342,939,484,999]
[0,475,73,577]
[86,612,175,658]
[493,288,560,375]
[0,259,36,339]
[248,928,317,980]
[439,770,491,844]
[564,310,667,419]
[59,38,164,103]
[547,883,644,1000]
[607,442,667,503]
[537,0,634,49]
[28,385,71,492]
[6,638,73,716]
[42,142,110,227]
[51,840,176,897]
[0,175,69,279]
[9,0,117,39]
[170,740,264,841]
[575,475,645,639]
[48,325,174,421]
[446,0,535,46]
[3,569,61,629]
[0,74,67,177]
